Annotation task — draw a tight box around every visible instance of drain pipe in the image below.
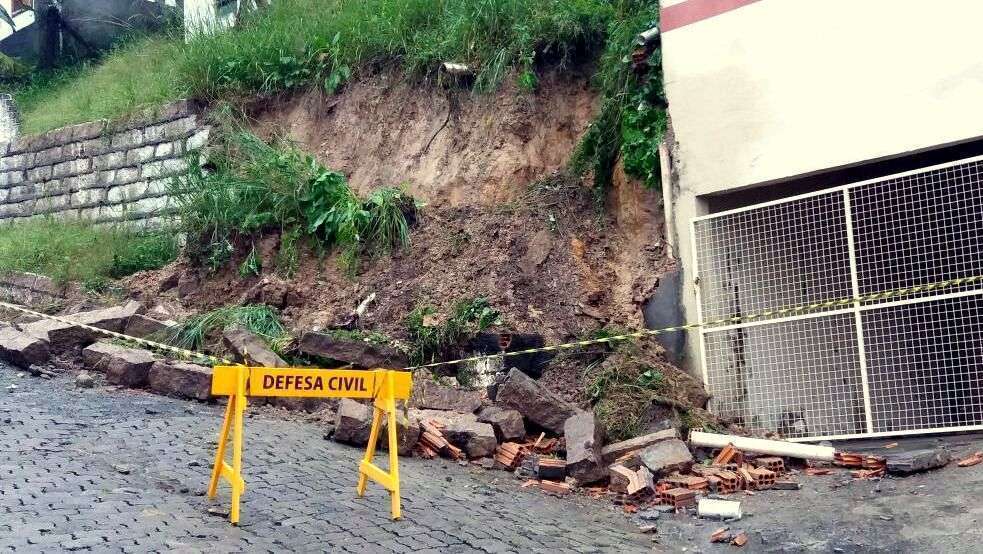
[690,431,836,461]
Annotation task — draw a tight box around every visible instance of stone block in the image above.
[563,411,607,484]
[0,188,7,203]
[124,314,175,339]
[126,146,156,165]
[52,159,90,179]
[114,167,141,185]
[81,137,112,157]
[441,418,498,458]
[380,412,422,456]
[639,439,694,476]
[477,405,526,442]
[163,116,197,140]
[109,129,144,151]
[186,128,210,150]
[107,182,145,204]
[885,448,951,474]
[141,158,186,179]
[0,326,51,368]
[148,361,213,400]
[105,347,156,387]
[297,332,409,369]
[0,154,26,171]
[26,165,52,182]
[334,398,373,445]
[35,195,70,214]
[65,173,98,191]
[82,342,133,372]
[409,372,483,413]
[40,179,70,197]
[495,368,579,434]
[23,301,142,353]
[70,121,106,141]
[8,184,37,202]
[222,326,287,368]
[93,151,126,171]
[34,146,63,166]
[153,142,174,158]
[71,188,106,208]
[602,428,679,465]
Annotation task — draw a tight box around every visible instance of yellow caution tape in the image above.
[0,300,231,366]
[2,273,980,373]
[403,274,983,371]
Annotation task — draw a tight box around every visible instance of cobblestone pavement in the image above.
[0,365,652,553]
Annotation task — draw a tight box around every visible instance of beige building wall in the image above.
[661,0,983,371]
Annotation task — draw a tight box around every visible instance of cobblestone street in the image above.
[0,365,651,553]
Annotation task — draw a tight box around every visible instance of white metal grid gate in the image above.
[692,156,983,441]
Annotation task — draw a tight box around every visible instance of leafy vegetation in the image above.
[585,343,667,441]
[166,304,292,355]
[571,1,665,189]
[0,219,178,289]
[169,131,413,274]
[406,297,501,365]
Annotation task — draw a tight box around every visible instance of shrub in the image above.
[0,218,178,289]
[406,297,500,365]
[585,343,667,441]
[170,131,413,274]
[166,304,291,355]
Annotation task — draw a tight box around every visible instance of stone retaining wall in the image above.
[0,271,79,309]
[0,100,208,227]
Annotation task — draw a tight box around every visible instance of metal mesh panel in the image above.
[693,191,853,326]
[703,314,865,439]
[695,155,983,440]
[864,294,983,433]
[851,160,983,304]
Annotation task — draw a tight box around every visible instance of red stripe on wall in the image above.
[661,0,763,32]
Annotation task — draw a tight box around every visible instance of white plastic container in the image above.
[698,498,743,520]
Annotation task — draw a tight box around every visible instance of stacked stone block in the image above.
[0,100,209,227]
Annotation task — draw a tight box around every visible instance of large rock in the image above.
[380,413,422,456]
[563,411,607,484]
[222,326,287,367]
[124,314,175,339]
[601,428,679,464]
[333,398,373,445]
[495,368,579,434]
[477,405,526,442]
[639,439,694,476]
[82,342,132,372]
[0,326,50,368]
[410,372,483,413]
[22,301,142,353]
[104,347,156,387]
[442,418,498,459]
[148,361,212,401]
[298,332,409,369]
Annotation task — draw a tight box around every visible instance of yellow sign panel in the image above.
[208,366,411,524]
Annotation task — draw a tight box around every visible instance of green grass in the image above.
[166,304,292,355]
[406,297,500,365]
[170,130,414,274]
[0,218,179,289]
[585,343,666,441]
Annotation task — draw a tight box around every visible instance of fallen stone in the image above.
[75,372,94,388]
[0,326,50,368]
[22,301,142,353]
[885,447,951,474]
[148,361,213,401]
[441,418,497,459]
[82,342,135,372]
[602,428,679,463]
[104,347,156,387]
[477,405,526,442]
[333,398,373,446]
[298,332,409,369]
[222,326,287,368]
[495,368,579,434]
[410,372,483,413]
[124,314,175,339]
[640,438,694,476]
[177,272,200,298]
[609,464,635,494]
[564,411,607,484]
[380,413,421,456]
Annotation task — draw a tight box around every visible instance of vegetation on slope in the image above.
[0,219,178,289]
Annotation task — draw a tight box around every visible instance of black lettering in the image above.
[275,375,285,389]
[313,376,323,390]
[358,377,367,392]
[328,376,339,390]
[263,375,274,389]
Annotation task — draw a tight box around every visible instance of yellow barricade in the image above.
[207,366,412,525]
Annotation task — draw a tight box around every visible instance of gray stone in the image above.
[186,128,210,150]
[148,361,212,401]
[477,405,526,442]
[105,346,156,387]
[94,152,126,171]
[114,167,141,185]
[298,332,409,369]
[0,326,51,368]
[333,398,373,446]
[495,368,579,434]
[639,439,694,476]
[124,314,175,339]
[75,371,94,388]
[141,158,186,179]
[601,428,680,464]
[51,159,90,179]
[885,448,951,474]
[222,326,287,368]
[441,418,498,459]
[82,342,133,372]
[410,372,483,413]
[23,301,142,353]
[380,412,421,456]
[26,165,51,182]
[176,271,200,297]
[110,129,144,151]
[563,411,607,484]
[126,146,156,165]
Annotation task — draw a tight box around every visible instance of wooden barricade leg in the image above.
[207,366,248,525]
[356,395,385,497]
[384,372,402,520]
[356,370,403,520]
[207,398,235,498]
